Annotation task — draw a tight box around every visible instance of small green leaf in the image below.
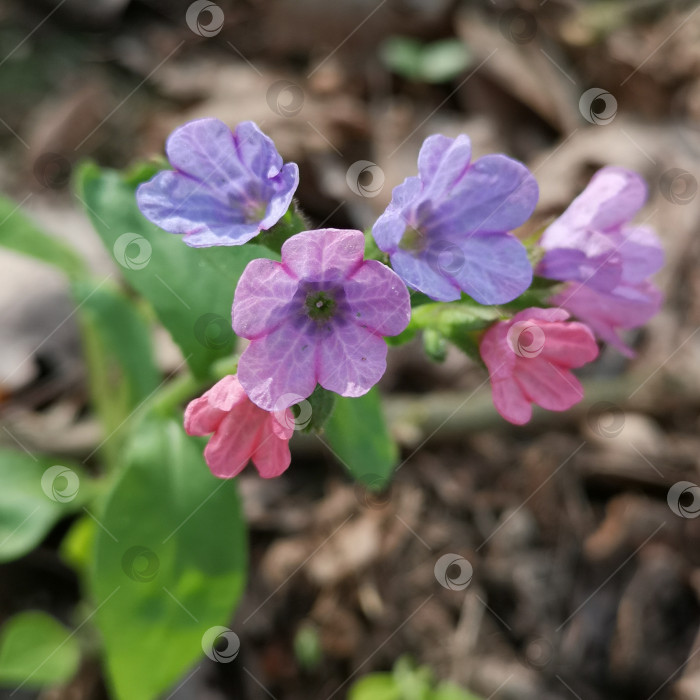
[380,36,423,81]
[293,623,323,671]
[420,39,472,83]
[76,162,276,378]
[0,449,87,563]
[432,683,485,700]
[0,195,87,280]
[0,611,81,688]
[324,387,398,488]
[300,385,336,434]
[349,673,401,700]
[423,328,448,362]
[90,417,247,700]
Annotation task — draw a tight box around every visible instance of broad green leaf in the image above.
[420,39,472,83]
[72,279,160,462]
[324,387,398,488]
[76,163,276,378]
[90,417,247,700]
[0,449,87,562]
[0,611,81,688]
[0,194,87,280]
[349,673,401,700]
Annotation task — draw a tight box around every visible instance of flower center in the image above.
[398,225,426,252]
[245,201,268,224]
[305,290,337,323]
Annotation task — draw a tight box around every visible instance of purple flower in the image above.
[371,134,539,304]
[232,228,411,411]
[537,167,664,356]
[136,119,299,247]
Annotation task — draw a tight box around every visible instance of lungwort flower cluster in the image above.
[137,119,664,477]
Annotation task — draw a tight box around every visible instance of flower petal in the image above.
[233,258,298,339]
[428,154,538,233]
[136,171,260,246]
[317,323,387,397]
[490,378,532,425]
[617,225,664,283]
[251,430,292,478]
[184,375,247,435]
[260,162,300,230]
[515,359,584,412]
[371,177,421,252]
[443,230,532,304]
[389,248,460,302]
[418,134,472,198]
[237,325,318,411]
[536,321,599,367]
[281,228,365,282]
[344,260,411,336]
[203,407,266,478]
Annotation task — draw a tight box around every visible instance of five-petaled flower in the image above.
[184,374,294,478]
[136,118,299,247]
[537,166,664,357]
[480,308,599,425]
[371,134,539,304]
[233,228,411,411]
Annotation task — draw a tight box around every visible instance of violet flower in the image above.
[372,134,539,304]
[137,119,299,247]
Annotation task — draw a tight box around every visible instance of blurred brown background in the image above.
[2,1,700,698]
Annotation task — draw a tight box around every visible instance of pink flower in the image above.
[480,308,599,425]
[184,375,294,478]
[232,228,411,411]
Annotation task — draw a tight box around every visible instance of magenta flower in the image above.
[537,166,664,356]
[233,228,411,411]
[372,134,539,304]
[136,119,299,247]
[184,374,294,478]
[480,308,599,425]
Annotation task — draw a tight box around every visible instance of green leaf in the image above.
[0,194,87,280]
[76,162,276,378]
[323,387,398,488]
[0,611,81,688]
[349,673,401,700]
[72,279,161,461]
[380,37,423,81]
[420,39,472,83]
[90,417,247,700]
[432,683,484,700]
[0,449,87,563]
